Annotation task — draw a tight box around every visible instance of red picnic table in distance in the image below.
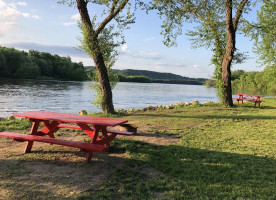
[233,94,263,107]
[0,111,134,162]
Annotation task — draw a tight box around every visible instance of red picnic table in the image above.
[233,94,263,107]
[0,111,134,162]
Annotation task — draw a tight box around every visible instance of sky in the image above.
[0,0,264,78]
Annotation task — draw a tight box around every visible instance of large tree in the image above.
[154,0,252,106]
[61,0,136,113]
[245,0,276,67]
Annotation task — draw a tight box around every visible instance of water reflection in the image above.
[0,79,219,117]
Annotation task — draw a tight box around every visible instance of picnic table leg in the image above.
[25,119,40,153]
[92,125,117,147]
[86,151,93,163]
[40,121,61,138]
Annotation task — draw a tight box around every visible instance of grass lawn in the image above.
[0,98,276,199]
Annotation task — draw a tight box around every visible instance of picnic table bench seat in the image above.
[0,132,108,152]
[57,123,134,136]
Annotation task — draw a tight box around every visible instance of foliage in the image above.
[60,0,141,113]
[153,0,252,105]
[0,46,87,81]
[244,0,276,67]
[78,21,120,108]
[204,79,216,87]
[232,68,276,95]
[118,74,204,85]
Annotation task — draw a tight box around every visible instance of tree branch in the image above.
[95,0,129,36]
[233,0,248,31]
[76,0,94,33]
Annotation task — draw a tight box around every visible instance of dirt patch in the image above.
[0,129,176,199]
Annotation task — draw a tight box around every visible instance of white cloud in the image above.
[0,1,39,20]
[0,22,18,36]
[63,22,77,26]
[192,64,199,69]
[120,46,161,60]
[17,2,27,6]
[31,15,40,20]
[0,1,6,9]
[139,50,159,58]
[154,63,186,68]
[0,0,39,36]
[61,14,80,26]
[144,37,155,42]
[22,12,29,17]
[0,7,22,20]
[71,13,80,21]
[121,44,128,53]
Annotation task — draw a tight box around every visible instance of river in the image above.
[0,79,218,117]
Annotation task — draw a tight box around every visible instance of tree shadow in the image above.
[110,139,276,199]
[0,151,128,200]
[134,113,276,120]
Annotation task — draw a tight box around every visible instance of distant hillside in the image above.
[85,67,207,85]
[113,69,188,80]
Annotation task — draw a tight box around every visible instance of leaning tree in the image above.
[60,0,138,113]
[154,0,254,106]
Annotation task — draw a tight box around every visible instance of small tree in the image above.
[60,0,136,113]
[154,0,252,106]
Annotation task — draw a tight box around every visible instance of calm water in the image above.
[0,79,218,117]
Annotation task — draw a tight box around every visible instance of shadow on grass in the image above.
[134,113,276,120]
[0,151,127,200]
[1,139,276,199]
[109,139,276,199]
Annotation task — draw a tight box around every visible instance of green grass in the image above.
[78,98,276,200]
[1,98,276,199]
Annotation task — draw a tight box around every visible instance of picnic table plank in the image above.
[13,111,128,127]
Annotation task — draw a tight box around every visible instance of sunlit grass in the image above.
[1,98,276,199]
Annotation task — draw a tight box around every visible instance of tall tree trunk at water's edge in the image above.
[221,0,235,107]
[76,0,115,113]
[93,52,115,113]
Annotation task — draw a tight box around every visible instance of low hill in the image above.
[85,67,207,85]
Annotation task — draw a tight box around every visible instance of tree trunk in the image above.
[76,0,115,113]
[92,50,115,113]
[221,0,235,107]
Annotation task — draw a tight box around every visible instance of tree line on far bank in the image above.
[0,46,87,81]
[204,68,276,95]
[0,46,206,85]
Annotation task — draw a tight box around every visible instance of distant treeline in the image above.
[118,75,203,85]
[204,69,276,95]
[231,69,276,94]
[113,69,206,85]
[0,46,87,81]
[0,46,206,85]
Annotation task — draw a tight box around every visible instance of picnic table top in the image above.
[236,93,263,97]
[13,111,128,127]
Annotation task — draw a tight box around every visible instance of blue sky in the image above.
[0,0,263,78]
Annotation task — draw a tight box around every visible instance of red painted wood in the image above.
[13,111,128,127]
[234,94,263,107]
[57,124,134,135]
[6,111,132,162]
[0,132,108,152]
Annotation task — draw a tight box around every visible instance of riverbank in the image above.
[1,98,276,199]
